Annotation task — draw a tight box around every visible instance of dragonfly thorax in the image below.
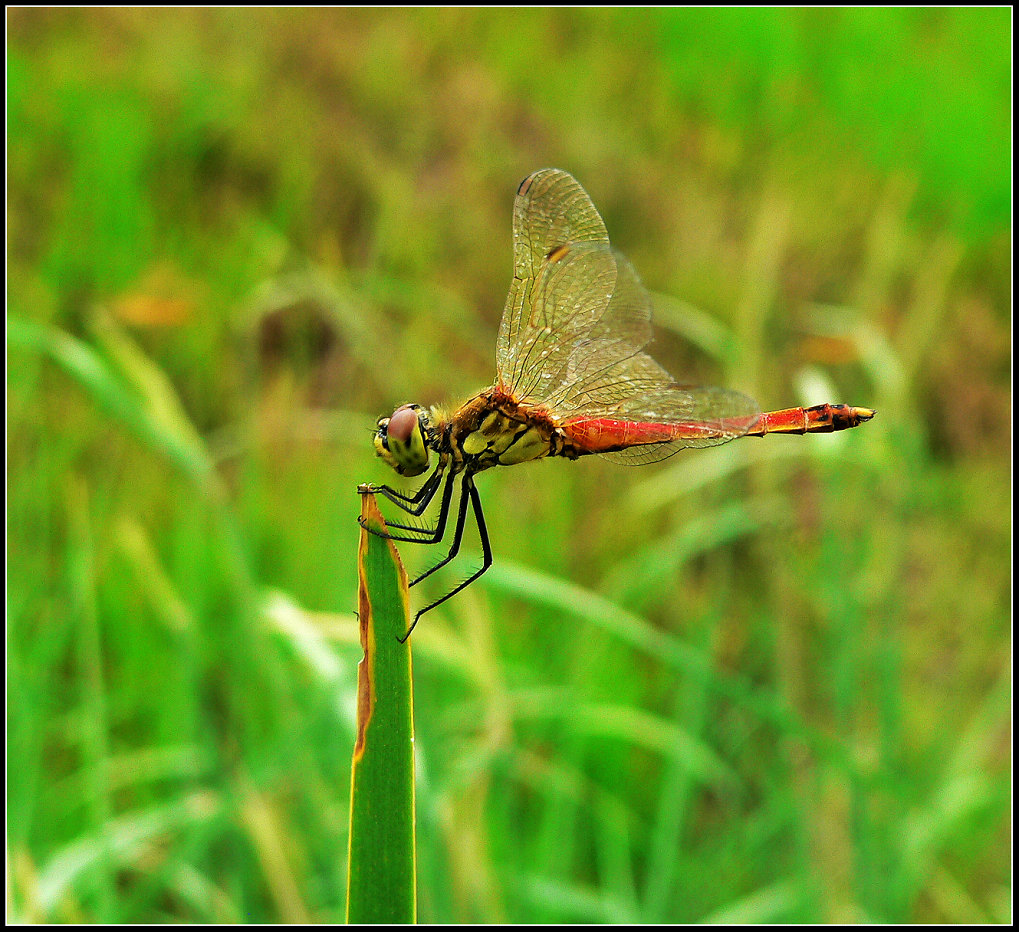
[373,403,435,477]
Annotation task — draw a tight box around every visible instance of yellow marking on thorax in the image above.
[461,410,551,466]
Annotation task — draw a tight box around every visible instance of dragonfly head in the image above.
[373,403,431,477]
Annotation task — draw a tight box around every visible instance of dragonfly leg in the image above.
[360,466,457,542]
[362,460,445,515]
[399,476,493,642]
[407,475,473,587]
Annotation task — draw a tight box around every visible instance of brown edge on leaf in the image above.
[352,490,412,760]
[348,490,416,921]
[353,492,381,760]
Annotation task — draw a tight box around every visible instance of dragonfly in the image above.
[361,168,874,638]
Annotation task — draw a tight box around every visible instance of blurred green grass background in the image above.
[7,8,1010,924]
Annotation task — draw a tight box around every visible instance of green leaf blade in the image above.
[346,492,416,924]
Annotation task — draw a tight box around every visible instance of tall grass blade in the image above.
[346,492,416,924]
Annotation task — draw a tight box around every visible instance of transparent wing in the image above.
[496,169,761,463]
[497,168,612,395]
[497,169,659,408]
[527,246,666,416]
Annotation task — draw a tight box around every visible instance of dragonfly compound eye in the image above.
[375,404,430,477]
